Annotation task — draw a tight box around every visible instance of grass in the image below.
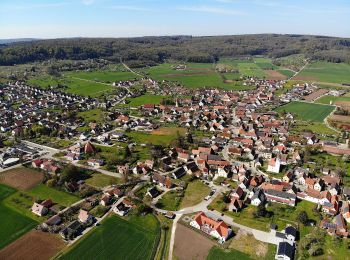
[315,95,350,105]
[127,127,186,146]
[0,184,38,249]
[58,214,160,260]
[127,94,168,107]
[207,246,252,260]
[27,184,80,207]
[27,75,115,97]
[290,122,339,136]
[296,61,350,84]
[77,108,105,123]
[156,190,184,211]
[145,63,253,90]
[85,174,121,189]
[275,101,334,122]
[64,70,140,83]
[179,180,210,209]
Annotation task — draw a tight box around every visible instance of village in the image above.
[1,72,350,260]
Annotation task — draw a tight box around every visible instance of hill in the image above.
[0,34,349,66]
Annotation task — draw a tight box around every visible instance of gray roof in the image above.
[265,189,296,200]
[277,242,294,258]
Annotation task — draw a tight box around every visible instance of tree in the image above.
[60,165,85,183]
[297,211,309,225]
[125,145,132,158]
[254,204,271,218]
[186,131,194,144]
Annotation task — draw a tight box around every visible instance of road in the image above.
[289,59,309,80]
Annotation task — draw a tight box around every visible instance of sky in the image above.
[0,0,349,39]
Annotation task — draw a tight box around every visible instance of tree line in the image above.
[0,34,349,66]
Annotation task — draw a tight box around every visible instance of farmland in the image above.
[144,63,252,90]
[275,101,335,122]
[27,75,115,97]
[295,61,350,84]
[0,184,38,249]
[315,95,350,105]
[58,214,160,260]
[207,246,252,260]
[64,70,140,83]
[0,230,65,260]
[0,167,43,190]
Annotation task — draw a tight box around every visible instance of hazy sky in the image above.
[0,0,349,39]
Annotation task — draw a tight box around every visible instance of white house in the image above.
[267,157,281,173]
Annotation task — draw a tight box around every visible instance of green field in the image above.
[290,122,339,136]
[64,71,140,83]
[179,180,210,208]
[127,127,186,146]
[27,184,80,207]
[27,75,115,97]
[207,246,252,260]
[78,108,105,123]
[127,94,168,107]
[59,214,160,260]
[145,63,252,90]
[0,184,38,249]
[156,189,184,211]
[296,61,350,84]
[315,95,350,105]
[275,101,334,122]
[85,174,121,188]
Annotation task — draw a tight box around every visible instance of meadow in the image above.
[295,61,350,84]
[58,214,160,260]
[315,95,350,105]
[127,127,186,146]
[64,70,140,83]
[275,101,334,122]
[145,63,252,90]
[127,94,168,107]
[207,247,252,260]
[0,184,38,249]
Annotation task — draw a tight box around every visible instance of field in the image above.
[179,180,210,208]
[77,108,105,123]
[127,127,186,146]
[155,189,184,211]
[275,101,334,122]
[290,122,339,137]
[0,230,65,260]
[127,94,167,107]
[295,61,350,84]
[174,223,215,260]
[85,173,121,188]
[315,95,350,105]
[59,214,160,260]
[64,70,140,83]
[27,184,80,207]
[207,246,252,260]
[0,167,44,190]
[145,63,251,90]
[0,184,38,249]
[27,75,115,97]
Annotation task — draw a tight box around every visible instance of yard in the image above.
[155,189,184,211]
[0,184,38,249]
[275,101,334,122]
[58,214,160,260]
[207,246,252,260]
[179,180,210,209]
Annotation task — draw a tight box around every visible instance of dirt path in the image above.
[289,59,309,80]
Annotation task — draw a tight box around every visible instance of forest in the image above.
[0,34,349,67]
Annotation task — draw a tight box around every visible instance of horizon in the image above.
[0,0,349,39]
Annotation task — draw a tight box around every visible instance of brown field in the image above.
[265,70,287,80]
[0,167,43,190]
[304,89,328,102]
[151,127,186,136]
[174,223,215,260]
[330,115,350,123]
[335,101,350,111]
[293,76,317,81]
[0,230,65,260]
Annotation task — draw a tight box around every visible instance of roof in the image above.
[193,211,230,238]
[277,242,294,258]
[285,226,297,237]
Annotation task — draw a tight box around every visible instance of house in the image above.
[113,199,133,216]
[264,189,296,206]
[60,220,82,240]
[87,158,104,167]
[320,214,349,237]
[100,194,112,206]
[44,215,62,226]
[190,211,232,243]
[147,186,161,198]
[267,157,281,173]
[152,173,172,189]
[31,202,48,216]
[172,167,186,179]
[78,209,93,223]
[32,159,43,168]
[229,198,244,212]
[251,189,266,206]
[275,242,294,260]
[285,226,297,242]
